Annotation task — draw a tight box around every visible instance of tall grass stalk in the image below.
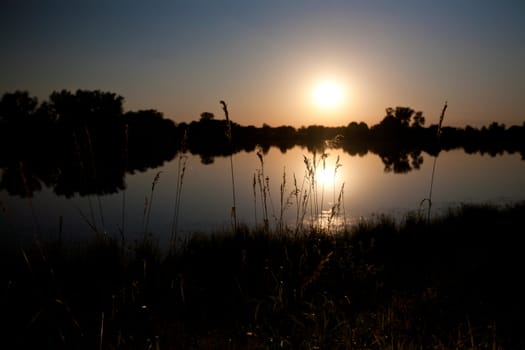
[120,184,126,240]
[278,167,295,235]
[332,154,342,204]
[304,149,348,231]
[279,167,286,234]
[72,131,97,232]
[303,154,317,226]
[83,127,106,232]
[141,196,148,235]
[120,123,128,240]
[328,154,344,231]
[255,147,270,232]
[221,100,237,234]
[303,152,328,229]
[169,142,188,253]
[265,173,276,225]
[295,156,313,232]
[17,161,40,235]
[341,182,347,228]
[99,311,104,350]
[296,172,309,233]
[253,148,346,233]
[76,204,100,234]
[143,171,162,239]
[252,173,258,227]
[421,101,448,222]
[319,152,328,219]
[311,153,320,221]
[292,173,303,232]
[328,183,345,231]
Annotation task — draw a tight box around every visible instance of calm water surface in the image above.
[1,146,524,247]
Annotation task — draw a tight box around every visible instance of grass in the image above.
[420,101,448,222]
[3,124,523,348]
[221,100,238,234]
[169,146,188,253]
[2,201,525,349]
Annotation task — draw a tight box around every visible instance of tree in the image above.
[200,112,215,121]
[412,111,425,127]
[0,91,38,124]
[394,107,414,126]
[48,89,123,124]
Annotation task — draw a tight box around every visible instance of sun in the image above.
[316,167,335,187]
[311,79,345,109]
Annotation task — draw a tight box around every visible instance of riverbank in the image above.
[2,201,524,349]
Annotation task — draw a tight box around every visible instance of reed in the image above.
[143,171,162,239]
[298,150,347,232]
[278,166,296,235]
[319,152,328,218]
[334,154,347,228]
[292,173,303,232]
[69,127,108,235]
[332,154,342,204]
[252,172,258,227]
[221,100,238,234]
[292,165,311,233]
[420,101,448,222]
[76,203,100,234]
[71,130,97,232]
[302,153,318,228]
[83,126,106,232]
[252,147,347,234]
[255,146,271,232]
[327,182,345,231]
[277,167,286,234]
[169,129,188,254]
[17,160,40,235]
[119,123,128,240]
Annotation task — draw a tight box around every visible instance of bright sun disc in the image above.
[317,167,334,187]
[312,80,345,109]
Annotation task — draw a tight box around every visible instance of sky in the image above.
[1,0,524,128]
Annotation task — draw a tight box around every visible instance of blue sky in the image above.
[1,0,524,127]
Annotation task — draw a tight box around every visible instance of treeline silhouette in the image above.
[1,90,524,197]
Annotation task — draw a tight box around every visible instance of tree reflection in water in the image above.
[1,90,524,198]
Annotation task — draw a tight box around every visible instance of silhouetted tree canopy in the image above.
[1,89,524,196]
[200,112,215,121]
[0,91,38,124]
[48,89,124,126]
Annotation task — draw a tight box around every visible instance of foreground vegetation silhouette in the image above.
[1,89,524,198]
[2,90,524,348]
[2,202,524,348]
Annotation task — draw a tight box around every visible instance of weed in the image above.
[420,101,448,222]
[221,100,237,234]
[143,171,162,239]
[169,129,189,254]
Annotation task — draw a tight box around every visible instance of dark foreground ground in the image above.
[2,202,525,349]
